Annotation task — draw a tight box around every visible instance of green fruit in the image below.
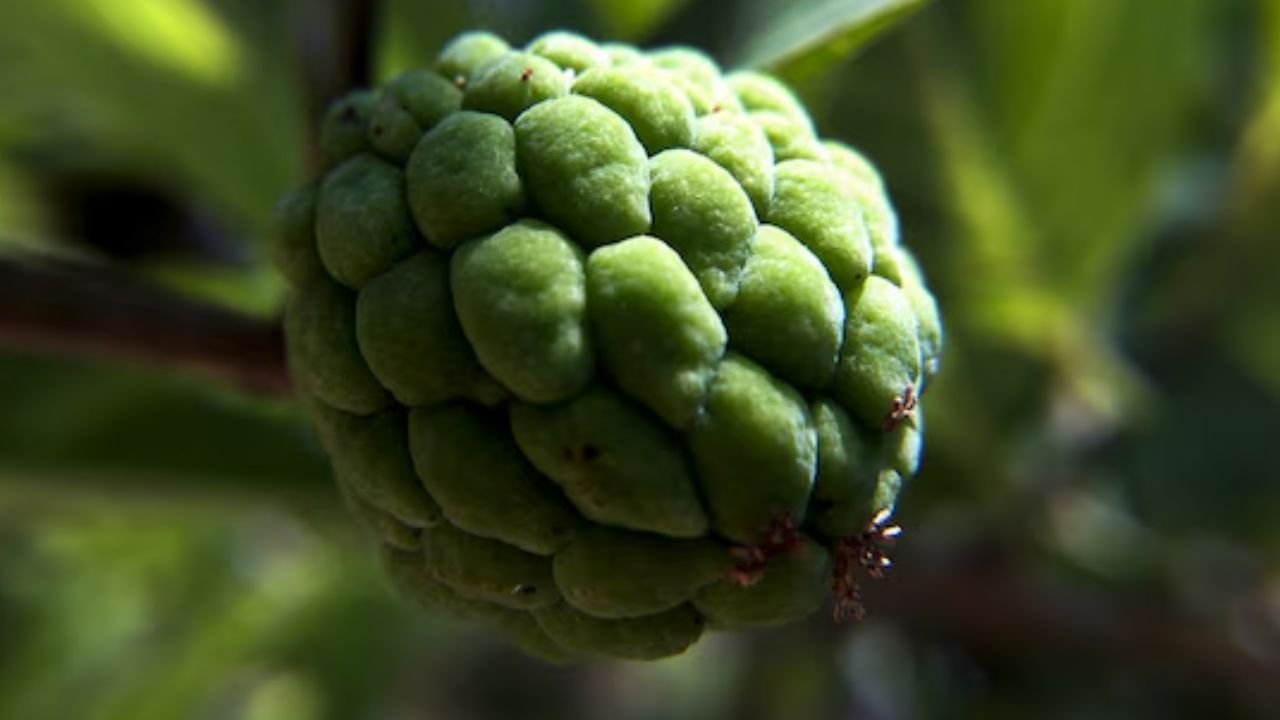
[687,354,818,544]
[551,526,731,618]
[271,184,323,288]
[509,386,708,537]
[342,485,422,551]
[752,111,824,162]
[694,535,831,629]
[408,403,581,555]
[421,521,559,609]
[649,148,757,309]
[437,31,510,84]
[285,277,389,414]
[896,249,944,386]
[723,225,844,389]
[315,154,419,288]
[533,603,705,660]
[601,43,643,66]
[406,111,525,249]
[319,89,376,168]
[527,31,611,73]
[451,220,592,403]
[693,111,774,216]
[281,29,943,663]
[463,52,568,122]
[824,140,884,191]
[572,67,696,154]
[728,71,814,134]
[488,606,583,664]
[309,401,440,527]
[355,250,504,406]
[650,47,740,115]
[586,236,726,429]
[367,69,462,162]
[832,276,922,429]
[808,399,884,539]
[514,95,650,247]
[768,159,872,292]
[383,545,492,619]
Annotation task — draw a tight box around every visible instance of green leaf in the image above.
[732,0,929,76]
[0,0,304,244]
[912,17,1150,427]
[0,507,415,720]
[963,0,1221,308]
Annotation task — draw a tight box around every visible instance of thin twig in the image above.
[0,256,290,395]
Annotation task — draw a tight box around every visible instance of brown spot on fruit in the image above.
[883,383,917,431]
[725,512,802,587]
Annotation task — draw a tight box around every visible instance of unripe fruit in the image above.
[278,29,943,662]
[367,69,462,162]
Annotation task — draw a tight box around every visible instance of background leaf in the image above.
[731,0,929,75]
[587,0,693,41]
[0,0,303,240]
[0,354,327,507]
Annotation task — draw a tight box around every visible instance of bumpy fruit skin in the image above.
[278,30,943,663]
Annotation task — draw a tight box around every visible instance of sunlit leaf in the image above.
[0,1,304,247]
[140,262,283,317]
[70,0,243,87]
[732,0,929,76]
[965,0,1220,308]
[914,19,1149,426]
[1236,0,1280,202]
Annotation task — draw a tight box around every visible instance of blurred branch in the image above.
[297,0,382,175]
[0,250,1274,714]
[2,261,1274,717]
[0,256,290,395]
[873,544,1280,719]
[333,0,379,92]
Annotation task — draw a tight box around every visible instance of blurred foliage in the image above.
[732,0,928,77]
[1,0,1279,719]
[0,353,327,503]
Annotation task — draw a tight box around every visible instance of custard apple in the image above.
[276,29,943,663]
